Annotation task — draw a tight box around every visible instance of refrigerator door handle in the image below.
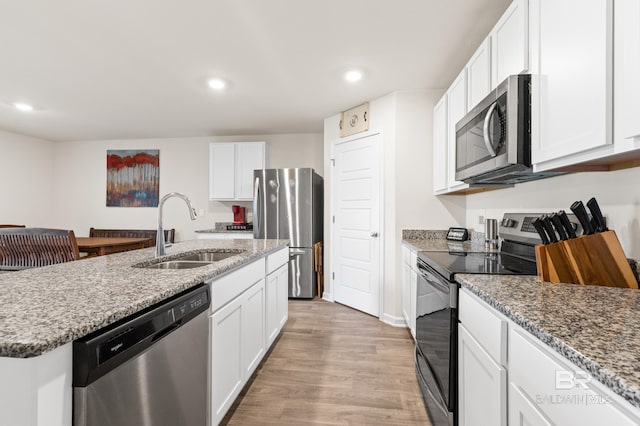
[289,249,306,258]
[253,176,261,238]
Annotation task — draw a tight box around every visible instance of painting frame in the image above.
[106,149,160,207]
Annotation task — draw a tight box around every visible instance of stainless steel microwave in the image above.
[455,74,561,185]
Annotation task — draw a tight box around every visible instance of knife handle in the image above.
[557,210,577,239]
[549,213,568,241]
[570,200,594,235]
[540,215,559,243]
[531,217,550,245]
[586,197,608,232]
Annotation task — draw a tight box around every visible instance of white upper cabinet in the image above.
[491,0,529,87]
[467,38,492,110]
[615,0,640,144]
[209,142,265,201]
[530,0,613,170]
[446,69,470,190]
[433,0,528,194]
[433,94,448,194]
[235,143,265,199]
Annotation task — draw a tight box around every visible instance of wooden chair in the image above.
[89,228,175,248]
[0,228,80,271]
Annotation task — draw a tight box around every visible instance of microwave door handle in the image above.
[483,101,499,157]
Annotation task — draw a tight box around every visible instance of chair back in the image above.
[0,228,80,271]
[89,228,175,247]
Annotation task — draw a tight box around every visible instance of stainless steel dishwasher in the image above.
[73,284,210,426]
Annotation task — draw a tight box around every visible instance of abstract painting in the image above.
[106,150,160,207]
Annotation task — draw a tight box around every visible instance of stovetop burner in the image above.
[417,251,537,281]
[414,213,576,281]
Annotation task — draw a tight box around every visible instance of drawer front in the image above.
[459,289,507,366]
[509,326,639,426]
[266,247,289,275]
[209,258,265,313]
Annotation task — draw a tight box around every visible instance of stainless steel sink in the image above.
[174,251,244,262]
[143,260,214,270]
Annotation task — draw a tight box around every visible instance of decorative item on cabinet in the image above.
[339,102,369,137]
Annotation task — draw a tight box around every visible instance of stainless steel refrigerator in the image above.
[253,168,323,298]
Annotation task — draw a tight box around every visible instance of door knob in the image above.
[370,232,379,238]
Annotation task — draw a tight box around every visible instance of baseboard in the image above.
[380,313,408,328]
[322,291,334,302]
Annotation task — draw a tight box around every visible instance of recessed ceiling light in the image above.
[207,78,227,91]
[13,102,34,112]
[345,70,363,82]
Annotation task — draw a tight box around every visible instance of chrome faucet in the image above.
[156,192,198,257]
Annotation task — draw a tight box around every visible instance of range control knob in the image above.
[501,218,516,228]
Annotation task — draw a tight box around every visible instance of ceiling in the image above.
[0,0,510,142]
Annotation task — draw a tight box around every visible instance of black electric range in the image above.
[413,213,580,426]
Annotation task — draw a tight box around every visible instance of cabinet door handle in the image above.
[370,232,379,238]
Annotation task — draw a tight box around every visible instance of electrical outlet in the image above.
[478,215,484,224]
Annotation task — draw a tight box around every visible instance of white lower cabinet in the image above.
[209,247,289,425]
[210,279,265,425]
[266,263,288,346]
[509,382,552,426]
[459,288,640,426]
[210,293,244,424]
[458,326,507,426]
[242,279,266,377]
[458,291,507,426]
[401,243,417,339]
[509,326,640,426]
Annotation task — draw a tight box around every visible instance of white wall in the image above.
[466,167,640,258]
[0,131,55,226]
[324,90,466,323]
[46,133,322,240]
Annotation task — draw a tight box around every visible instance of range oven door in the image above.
[415,258,457,426]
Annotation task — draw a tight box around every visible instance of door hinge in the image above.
[331,158,335,166]
[332,215,335,223]
[332,272,335,280]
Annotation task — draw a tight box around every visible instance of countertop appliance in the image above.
[253,168,323,298]
[414,213,580,426]
[232,205,246,225]
[73,284,210,426]
[455,74,562,185]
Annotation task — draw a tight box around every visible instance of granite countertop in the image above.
[458,274,640,409]
[0,239,288,359]
[402,229,497,253]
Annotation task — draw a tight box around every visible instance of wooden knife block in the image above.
[535,230,638,289]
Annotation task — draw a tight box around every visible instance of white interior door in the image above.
[332,133,382,317]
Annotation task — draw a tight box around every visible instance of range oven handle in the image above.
[483,101,499,157]
[417,262,450,294]
[417,260,457,309]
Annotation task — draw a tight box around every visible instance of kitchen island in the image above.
[0,238,289,426]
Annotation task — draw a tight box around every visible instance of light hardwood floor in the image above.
[222,299,432,425]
